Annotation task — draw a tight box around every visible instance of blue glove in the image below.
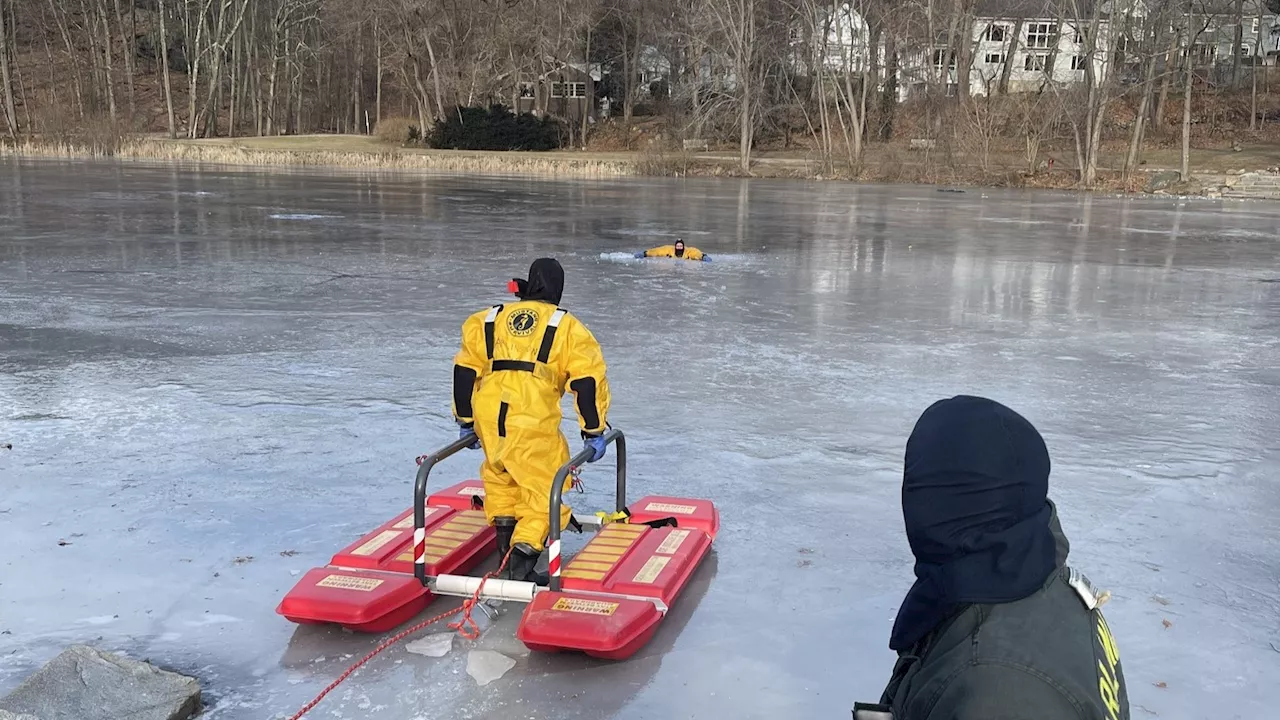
[583,433,607,463]
[633,252,646,259]
[702,255,712,262]
[459,425,479,450]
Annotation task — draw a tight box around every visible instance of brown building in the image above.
[516,62,601,122]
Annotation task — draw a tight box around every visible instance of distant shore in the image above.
[2,133,1274,198]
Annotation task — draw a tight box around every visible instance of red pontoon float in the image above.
[277,428,718,660]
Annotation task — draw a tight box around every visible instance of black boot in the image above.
[506,542,541,583]
[493,516,515,561]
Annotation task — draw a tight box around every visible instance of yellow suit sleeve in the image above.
[561,315,611,436]
[685,247,705,261]
[451,311,488,426]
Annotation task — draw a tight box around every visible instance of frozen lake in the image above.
[1,159,1278,719]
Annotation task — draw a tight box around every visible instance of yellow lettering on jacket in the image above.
[1094,611,1122,720]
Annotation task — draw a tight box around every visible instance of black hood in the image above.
[889,395,1059,651]
[512,258,564,305]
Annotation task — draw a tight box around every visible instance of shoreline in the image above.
[0,134,1271,199]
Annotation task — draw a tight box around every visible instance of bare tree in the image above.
[1181,2,1214,179]
[158,0,178,138]
[0,0,17,138]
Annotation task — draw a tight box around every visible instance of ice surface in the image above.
[1,159,1278,719]
[465,651,515,687]
[403,634,453,659]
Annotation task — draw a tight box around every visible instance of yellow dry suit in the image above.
[452,301,610,551]
[639,244,707,261]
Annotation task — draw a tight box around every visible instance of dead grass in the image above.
[2,135,638,178]
[7,131,1280,192]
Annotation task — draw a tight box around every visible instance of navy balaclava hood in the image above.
[673,239,685,257]
[511,257,564,305]
[889,395,1058,651]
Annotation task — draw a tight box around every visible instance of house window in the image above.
[985,24,1007,42]
[932,48,955,69]
[565,82,587,98]
[1071,55,1088,70]
[1191,43,1217,64]
[550,82,563,98]
[1027,23,1057,49]
[1025,53,1048,71]
[1073,29,1084,44]
[518,82,535,99]
[985,52,1006,65]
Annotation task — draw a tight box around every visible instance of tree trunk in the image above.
[187,0,210,138]
[1181,5,1196,180]
[621,24,633,126]
[0,0,17,138]
[880,29,897,139]
[999,19,1023,94]
[1232,0,1244,88]
[353,23,363,134]
[956,0,977,99]
[114,0,136,115]
[1153,30,1179,135]
[96,0,118,121]
[159,0,177,138]
[424,35,447,119]
[580,24,591,148]
[375,17,384,127]
[1124,33,1161,177]
[1252,1,1263,130]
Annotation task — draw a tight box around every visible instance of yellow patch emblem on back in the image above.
[507,309,539,337]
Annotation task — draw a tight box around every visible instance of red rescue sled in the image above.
[276,428,717,660]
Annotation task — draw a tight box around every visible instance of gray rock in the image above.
[0,645,199,720]
[1147,170,1182,192]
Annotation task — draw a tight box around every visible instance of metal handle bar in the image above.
[548,427,626,591]
[413,432,479,585]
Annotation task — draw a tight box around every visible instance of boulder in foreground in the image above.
[0,645,199,720]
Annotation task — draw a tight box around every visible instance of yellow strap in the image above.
[594,510,631,525]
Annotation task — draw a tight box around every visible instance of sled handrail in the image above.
[548,427,627,592]
[413,432,480,585]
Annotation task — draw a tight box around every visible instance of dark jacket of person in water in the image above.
[859,396,1129,720]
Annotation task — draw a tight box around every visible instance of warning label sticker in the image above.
[317,574,384,592]
[458,486,486,496]
[393,507,438,529]
[655,529,691,555]
[350,530,402,556]
[644,502,697,515]
[632,556,671,584]
[552,597,619,615]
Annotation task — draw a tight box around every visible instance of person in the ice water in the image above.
[634,238,710,261]
[451,257,612,584]
[856,396,1129,720]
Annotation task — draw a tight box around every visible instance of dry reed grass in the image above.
[1,137,639,178]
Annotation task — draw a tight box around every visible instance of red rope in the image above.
[286,549,515,720]
[448,549,513,640]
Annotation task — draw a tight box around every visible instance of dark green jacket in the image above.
[877,516,1129,720]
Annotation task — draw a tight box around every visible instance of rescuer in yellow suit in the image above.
[452,258,611,584]
[634,238,711,261]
